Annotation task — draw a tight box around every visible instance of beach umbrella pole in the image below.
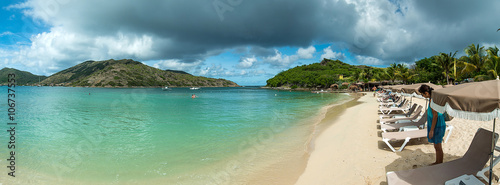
[490,118,496,185]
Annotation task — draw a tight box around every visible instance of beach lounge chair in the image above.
[376,93,385,98]
[378,97,393,104]
[380,109,427,132]
[381,125,453,152]
[377,96,392,102]
[379,104,418,120]
[379,99,406,110]
[379,101,411,115]
[386,128,498,185]
[379,96,402,107]
[376,91,390,98]
[380,106,422,124]
[377,93,395,102]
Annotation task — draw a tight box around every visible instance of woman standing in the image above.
[418,84,446,165]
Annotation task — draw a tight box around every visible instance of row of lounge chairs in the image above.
[374,91,500,184]
[376,94,453,152]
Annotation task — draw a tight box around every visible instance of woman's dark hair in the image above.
[418,84,434,95]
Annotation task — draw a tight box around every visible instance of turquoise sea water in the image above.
[0,86,349,184]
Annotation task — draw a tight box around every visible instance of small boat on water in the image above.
[312,89,329,94]
[162,86,171,91]
[37,77,42,87]
[190,87,200,90]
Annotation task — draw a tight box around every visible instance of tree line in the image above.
[266,43,500,88]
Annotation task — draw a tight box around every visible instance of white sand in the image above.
[295,93,500,185]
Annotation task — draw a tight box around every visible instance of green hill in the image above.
[0,68,47,85]
[266,59,382,88]
[41,59,239,87]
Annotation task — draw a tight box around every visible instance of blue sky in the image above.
[1,0,500,85]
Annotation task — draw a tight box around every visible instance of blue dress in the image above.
[427,102,446,144]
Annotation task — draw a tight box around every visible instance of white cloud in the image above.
[0,31,14,37]
[240,70,247,75]
[297,46,316,59]
[152,59,202,72]
[262,46,317,68]
[239,69,267,76]
[9,27,156,74]
[263,49,299,68]
[94,32,155,59]
[320,46,345,60]
[355,55,383,65]
[196,64,227,77]
[237,56,258,69]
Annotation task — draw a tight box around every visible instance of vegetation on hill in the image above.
[40,59,238,87]
[0,68,47,85]
[266,59,384,88]
[266,43,500,88]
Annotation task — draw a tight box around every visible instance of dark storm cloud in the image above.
[21,0,359,63]
[10,0,500,71]
[348,0,500,63]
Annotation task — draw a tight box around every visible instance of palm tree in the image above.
[453,56,476,80]
[486,46,500,79]
[373,73,381,82]
[358,69,368,82]
[364,68,374,82]
[384,63,398,84]
[463,43,487,73]
[352,70,362,82]
[433,52,457,85]
[394,64,416,84]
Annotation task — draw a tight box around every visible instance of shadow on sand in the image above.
[377,148,465,185]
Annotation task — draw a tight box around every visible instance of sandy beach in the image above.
[295,93,500,185]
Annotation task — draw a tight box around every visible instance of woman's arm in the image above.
[429,108,438,139]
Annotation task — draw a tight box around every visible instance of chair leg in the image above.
[477,146,500,183]
[444,125,453,144]
[383,138,397,152]
[477,168,489,183]
[397,137,411,152]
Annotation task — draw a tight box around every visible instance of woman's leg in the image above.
[433,143,443,164]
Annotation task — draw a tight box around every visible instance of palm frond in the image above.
[461,62,477,74]
[487,69,498,79]
[474,75,491,82]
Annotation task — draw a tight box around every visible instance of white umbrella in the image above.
[431,79,500,184]
[402,83,442,105]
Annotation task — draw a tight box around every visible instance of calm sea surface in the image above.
[0,86,349,184]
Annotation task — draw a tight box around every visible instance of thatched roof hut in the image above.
[348,84,359,90]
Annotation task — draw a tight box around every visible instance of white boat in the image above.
[190,87,200,90]
[162,86,171,91]
[37,77,42,87]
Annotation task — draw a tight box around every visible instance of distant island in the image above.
[0,59,239,87]
[0,67,47,85]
